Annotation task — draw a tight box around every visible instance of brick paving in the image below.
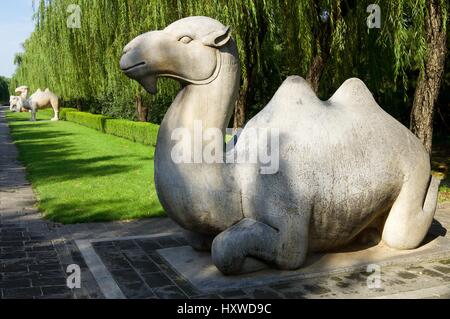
[1,105,450,299]
[91,232,450,299]
[0,107,102,299]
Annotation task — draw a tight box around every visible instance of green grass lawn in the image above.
[6,110,164,224]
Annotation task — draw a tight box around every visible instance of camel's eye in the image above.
[179,36,193,44]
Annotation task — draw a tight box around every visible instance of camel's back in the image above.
[30,90,58,108]
[236,77,429,250]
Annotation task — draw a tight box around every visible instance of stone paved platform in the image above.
[85,220,450,299]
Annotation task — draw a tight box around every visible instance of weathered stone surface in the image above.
[121,16,440,275]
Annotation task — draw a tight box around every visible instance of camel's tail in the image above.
[423,175,441,217]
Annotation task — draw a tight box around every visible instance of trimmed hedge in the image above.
[65,111,108,132]
[59,107,77,120]
[62,109,160,146]
[104,119,159,146]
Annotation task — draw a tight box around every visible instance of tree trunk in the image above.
[306,5,333,93]
[233,77,249,130]
[306,55,326,93]
[410,0,447,154]
[232,3,268,130]
[76,99,82,111]
[136,95,148,122]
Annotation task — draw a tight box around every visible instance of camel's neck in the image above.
[159,43,240,158]
[19,91,28,100]
[155,43,242,234]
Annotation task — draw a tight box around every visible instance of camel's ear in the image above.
[202,26,231,48]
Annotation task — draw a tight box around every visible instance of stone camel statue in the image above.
[9,96,21,112]
[120,16,441,275]
[14,86,59,121]
[10,95,31,113]
[10,86,31,113]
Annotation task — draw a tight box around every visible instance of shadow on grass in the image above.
[6,115,163,223]
[39,197,164,224]
[8,121,138,185]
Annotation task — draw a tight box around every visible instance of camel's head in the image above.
[9,96,21,112]
[15,86,29,96]
[120,16,232,94]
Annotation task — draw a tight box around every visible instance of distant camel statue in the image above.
[13,87,59,121]
[9,96,29,112]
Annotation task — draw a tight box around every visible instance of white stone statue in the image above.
[121,16,440,275]
[9,96,20,111]
[9,96,29,113]
[13,87,59,121]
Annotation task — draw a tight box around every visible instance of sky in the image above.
[0,0,35,78]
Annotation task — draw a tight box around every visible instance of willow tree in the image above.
[369,0,448,154]
[280,0,448,153]
[10,0,448,145]
[409,0,448,154]
[11,0,181,121]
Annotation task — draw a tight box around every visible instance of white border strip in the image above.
[76,239,126,299]
[74,232,182,299]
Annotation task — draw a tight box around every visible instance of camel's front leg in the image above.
[212,215,310,275]
[30,109,37,122]
[51,102,60,121]
[51,110,59,121]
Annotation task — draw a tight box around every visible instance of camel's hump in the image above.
[272,76,320,105]
[271,76,378,110]
[248,76,383,129]
[329,78,378,107]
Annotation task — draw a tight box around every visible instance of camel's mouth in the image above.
[120,61,146,73]
[120,56,158,94]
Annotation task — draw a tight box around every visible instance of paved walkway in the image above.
[0,107,182,299]
[1,106,450,299]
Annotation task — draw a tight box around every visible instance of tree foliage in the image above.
[10,0,449,133]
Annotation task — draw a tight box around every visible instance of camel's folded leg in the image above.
[212,215,310,275]
[382,174,440,249]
